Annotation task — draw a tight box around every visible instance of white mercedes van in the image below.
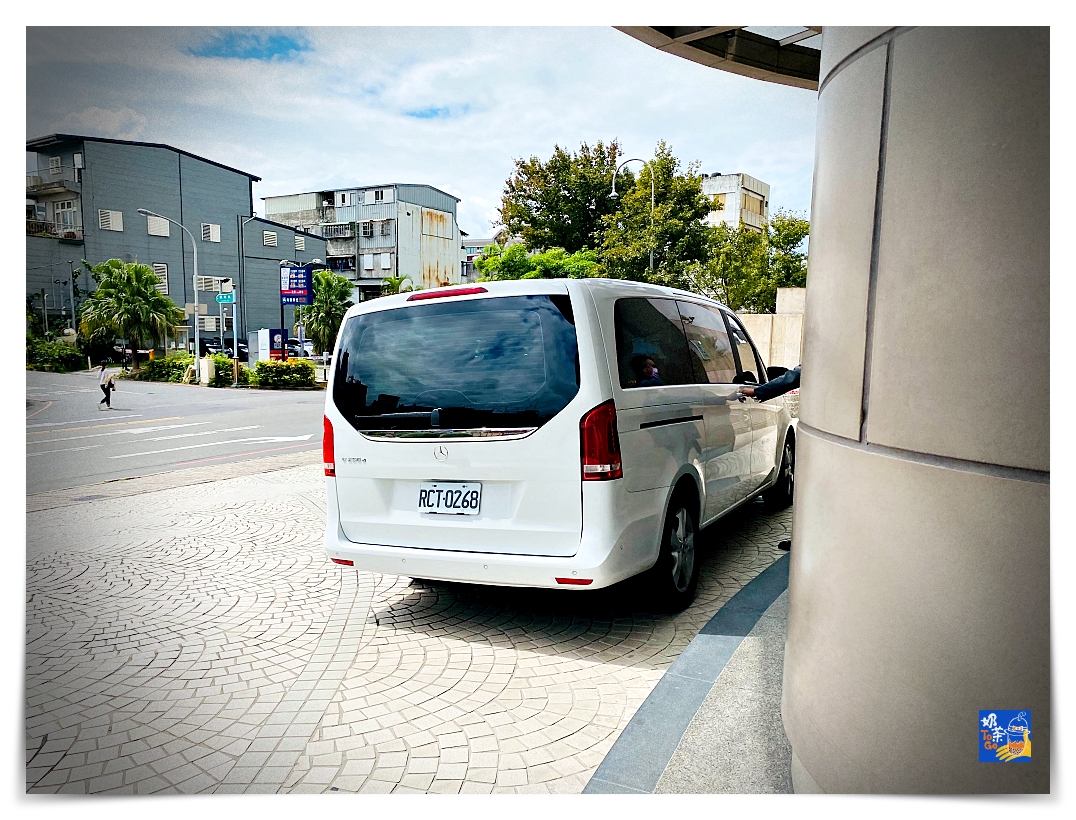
[323,278,794,609]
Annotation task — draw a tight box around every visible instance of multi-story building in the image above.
[263,184,462,302]
[460,235,499,281]
[25,134,326,346]
[700,172,771,232]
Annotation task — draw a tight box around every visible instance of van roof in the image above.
[343,278,731,320]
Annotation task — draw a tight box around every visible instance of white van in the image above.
[323,278,795,609]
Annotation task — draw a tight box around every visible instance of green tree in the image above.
[380,275,414,295]
[687,210,810,313]
[78,259,184,371]
[498,140,633,253]
[474,244,601,280]
[305,269,355,354]
[599,141,715,288]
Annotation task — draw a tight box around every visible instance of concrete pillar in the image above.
[785,28,1049,792]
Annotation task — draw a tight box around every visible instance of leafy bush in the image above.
[253,358,316,389]
[207,354,253,388]
[27,338,88,372]
[123,352,193,382]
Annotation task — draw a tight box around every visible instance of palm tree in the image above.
[305,269,355,355]
[78,259,185,371]
[380,274,414,295]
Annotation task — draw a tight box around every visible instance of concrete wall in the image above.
[784,27,1049,793]
[738,288,806,370]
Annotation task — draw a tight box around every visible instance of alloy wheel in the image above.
[669,507,696,593]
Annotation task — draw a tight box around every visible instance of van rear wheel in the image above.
[762,433,795,510]
[651,495,700,611]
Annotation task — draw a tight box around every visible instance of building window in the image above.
[380,252,391,270]
[263,230,277,247]
[98,209,123,232]
[49,156,61,173]
[712,193,726,211]
[55,200,76,228]
[295,234,306,252]
[363,254,374,271]
[152,263,168,294]
[742,193,764,216]
[361,221,373,238]
[201,223,221,242]
[147,215,170,237]
[374,189,384,202]
[380,219,392,236]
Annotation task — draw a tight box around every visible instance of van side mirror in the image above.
[766,365,788,381]
[734,372,758,385]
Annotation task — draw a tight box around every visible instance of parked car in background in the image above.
[224,343,249,362]
[322,279,795,610]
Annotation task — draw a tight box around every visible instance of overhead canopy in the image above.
[616,27,821,90]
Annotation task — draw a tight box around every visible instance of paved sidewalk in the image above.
[26,458,790,794]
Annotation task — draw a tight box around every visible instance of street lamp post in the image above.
[610,157,656,274]
[67,261,76,331]
[138,208,200,378]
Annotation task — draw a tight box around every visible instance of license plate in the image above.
[419,482,481,515]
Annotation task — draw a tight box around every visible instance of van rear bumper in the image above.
[323,482,666,590]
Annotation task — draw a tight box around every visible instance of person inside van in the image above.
[632,355,663,387]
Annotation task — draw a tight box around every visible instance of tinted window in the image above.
[614,298,693,389]
[675,301,738,384]
[724,312,763,384]
[333,295,579,431]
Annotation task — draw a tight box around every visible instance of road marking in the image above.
[174,441,321,466]
[26,401,53,419]
[135,425,260,443]
[109,434,314,459]
[30,422,212,445]
[27,444,104,457]
[27,415,151,430]
[27,415,168,433]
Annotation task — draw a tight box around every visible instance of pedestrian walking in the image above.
[98,364,117,409]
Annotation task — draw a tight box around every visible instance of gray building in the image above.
[263,184,462,302]
[25,134,326,348]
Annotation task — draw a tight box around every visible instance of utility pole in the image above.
[67,261,76,331]
[40,288,49,336]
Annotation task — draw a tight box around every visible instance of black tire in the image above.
[651,492,700,611]
[762,432,795,510]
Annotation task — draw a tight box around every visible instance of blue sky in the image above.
[26,27,817,238]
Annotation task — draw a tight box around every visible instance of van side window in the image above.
[723,312,762,385]
[675,301,738,384]
[613,298,693,389]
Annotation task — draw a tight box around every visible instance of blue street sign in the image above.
[215,292,235,303]
[280,265,313,306]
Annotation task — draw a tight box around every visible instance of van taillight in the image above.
[323,416,335,476]
[580,400,622,481]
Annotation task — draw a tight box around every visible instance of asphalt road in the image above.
[26,368,325,495]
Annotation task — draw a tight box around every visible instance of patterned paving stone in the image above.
[27,456,790,794]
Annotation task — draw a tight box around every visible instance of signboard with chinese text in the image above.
[280,265,313,305]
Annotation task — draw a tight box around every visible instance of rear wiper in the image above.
[359,407,444,426]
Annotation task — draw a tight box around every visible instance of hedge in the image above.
[253,358,316,389]
[26,338,87,373]
[123,352,193,382]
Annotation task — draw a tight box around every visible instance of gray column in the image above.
[785,27,1049,793]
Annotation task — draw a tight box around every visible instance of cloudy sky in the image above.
[26,27,817,238]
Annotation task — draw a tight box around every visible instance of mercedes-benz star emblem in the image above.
[434,445,449,462]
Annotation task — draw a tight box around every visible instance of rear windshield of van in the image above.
[332,295,580,432]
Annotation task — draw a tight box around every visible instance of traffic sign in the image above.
[216,292,235,303]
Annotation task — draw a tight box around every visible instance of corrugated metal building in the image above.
[25,134,326,348]
[264,183,462,301]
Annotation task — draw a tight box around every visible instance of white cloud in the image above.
[27,27,817,236]
[59,106,149,140]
